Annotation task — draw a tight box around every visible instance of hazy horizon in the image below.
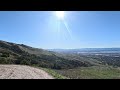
[1,11,120,49]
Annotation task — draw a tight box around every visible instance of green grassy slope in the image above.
[55,66,120,79]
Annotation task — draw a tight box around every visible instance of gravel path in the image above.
[0,65,54,79]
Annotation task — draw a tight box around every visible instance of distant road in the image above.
[0,65,54,79]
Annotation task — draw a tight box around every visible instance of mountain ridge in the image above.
[0,40,92,69]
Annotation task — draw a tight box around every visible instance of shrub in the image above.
[20,60,31,65]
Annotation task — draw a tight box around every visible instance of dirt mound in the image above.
[0,65,54,79]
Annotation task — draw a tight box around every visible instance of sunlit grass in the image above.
[55,66,120,79]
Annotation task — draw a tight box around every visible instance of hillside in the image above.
[55,66,120,79]
[1,40,120,79]
[0,40,93,69]
[0,65,54,79]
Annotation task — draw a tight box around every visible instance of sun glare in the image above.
[56,11,64,19]
[55,11,72,40]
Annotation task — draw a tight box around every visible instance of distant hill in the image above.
[48,48,120,54]
[0,40,92,69]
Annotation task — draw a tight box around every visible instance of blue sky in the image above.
[0,11,120,49]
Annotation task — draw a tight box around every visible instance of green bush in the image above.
[1,52,10,57]
[20,60,31,65]
[0,57,14,64]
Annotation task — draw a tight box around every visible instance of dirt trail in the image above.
[0,65,54,79]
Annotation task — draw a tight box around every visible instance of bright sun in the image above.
[56,11,64,19]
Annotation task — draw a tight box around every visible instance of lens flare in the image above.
[56,11,64,19]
